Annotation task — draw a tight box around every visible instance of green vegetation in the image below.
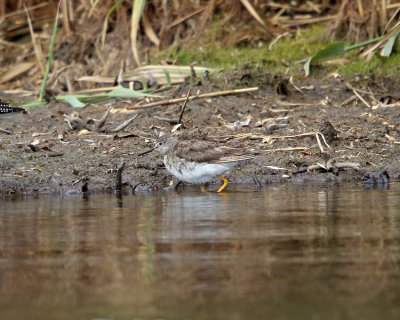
[337,53,400,76]
[152,23,400,77]
[2,0,400,107]
[21,2,60,108]
[152,25,324,69]
[56,87,163,108]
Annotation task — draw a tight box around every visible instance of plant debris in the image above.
[2,71,400,196]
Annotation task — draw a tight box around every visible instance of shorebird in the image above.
[140,135,254,192]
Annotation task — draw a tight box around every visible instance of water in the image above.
[1,183,400,320]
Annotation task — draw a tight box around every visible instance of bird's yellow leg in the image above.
[201,184,205,193]
[216,175,229,193]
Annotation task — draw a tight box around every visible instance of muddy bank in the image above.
[1,72,399,196]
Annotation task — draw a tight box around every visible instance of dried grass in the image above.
[324,0,396,42]
[0,0,399,95]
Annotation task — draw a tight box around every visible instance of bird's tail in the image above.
[0,101,25,114]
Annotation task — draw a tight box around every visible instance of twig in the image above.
[72,177,84,185]
[178,89,192,124]
[46,152,64,157]
[264,147,310,152]
[2,174,24,178]
[96,106,112,130]
[132,87,259,109]
[240,0,266,27]
[104,113,138,133]
[0,128,12,135]
[166,6,207,29]
[317,132,331,149]
[153,115,179,124]
[61,0,71,36]
[289,76,338,108]
[289,76,303,93]
[81,182,89,194]
[263,165,291,172]
[276,100,319,107]
[332,162,361,170]
[293,161,360,174]
[251,172,262,189]
[339,95,357,107]
[115,162,125,192]
[315,132,325,152]
[1,2,49,19]
[217,131,330,152]
[352,88,372,108]
[25,4,45,75]
[272,14,336,27]
[46,66,68,88]
[367,87,379,104]
[64,112,86,131]
[269,32,289,49]
[279,131,331,152]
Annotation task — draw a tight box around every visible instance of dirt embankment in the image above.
[1,72,399,196]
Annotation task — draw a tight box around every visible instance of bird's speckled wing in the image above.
[174,140,253,163]
[211,152,254,163]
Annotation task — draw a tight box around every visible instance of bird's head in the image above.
[155,135,179,154]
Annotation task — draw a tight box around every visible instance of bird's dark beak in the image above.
[138,146,155,156]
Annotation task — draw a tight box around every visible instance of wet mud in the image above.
[1,72,399,196]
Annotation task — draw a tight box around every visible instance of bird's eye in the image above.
[158,142,163,146]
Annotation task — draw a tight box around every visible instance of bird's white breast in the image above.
[164,155,236,184]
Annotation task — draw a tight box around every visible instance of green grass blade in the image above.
[304,43,345,76]
[61,96,86,108]
[163,70,171,87]
[56,88,162,107]
[101,0,124,47]
[21,101,48,108]
[131,0,146,65]
[77,94,109,103]
[39,2,59,101]
[56,93,109,106]
[107,87,162,98]
[345,35,384,51]
[140,77,148,90]
[381,32,399,57]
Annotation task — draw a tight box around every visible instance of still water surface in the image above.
[1,183,400,320]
